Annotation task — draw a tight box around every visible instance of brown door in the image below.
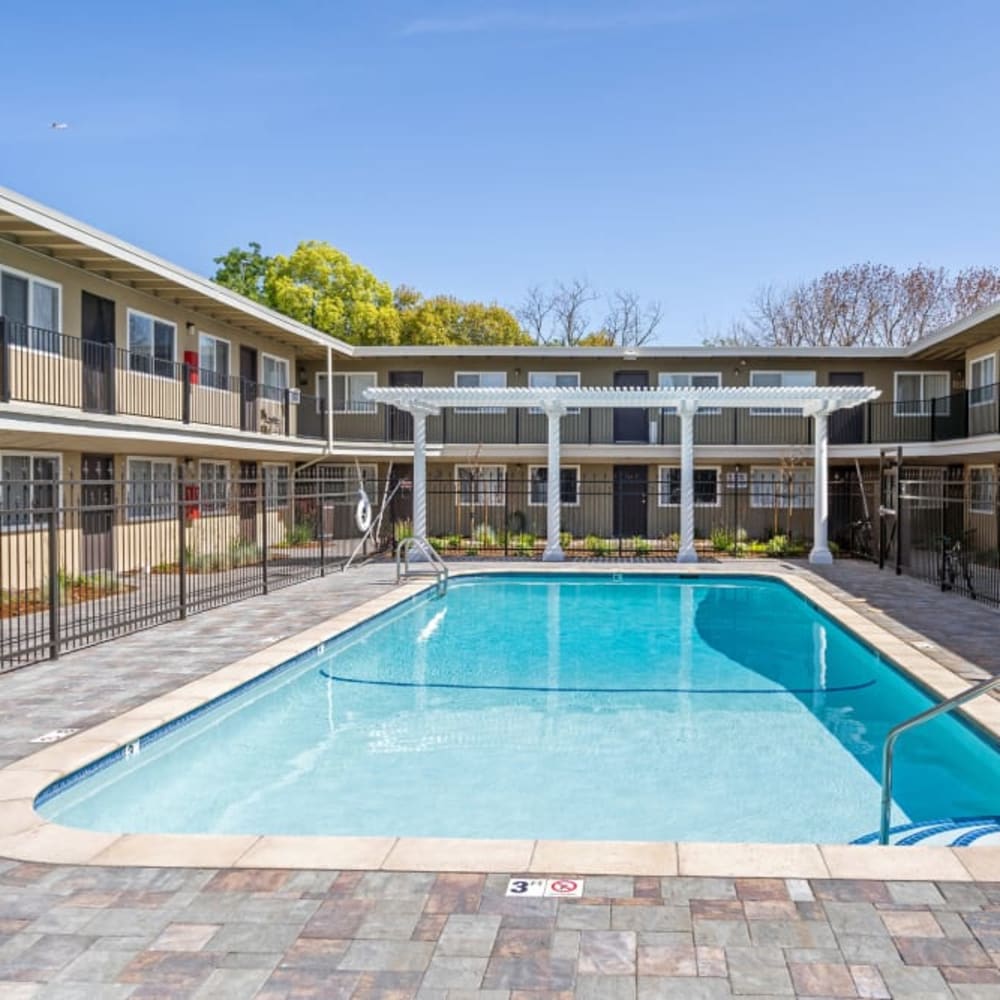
[81,293,116,414]
[240,347,258,432]
[387,371,422,441]
[829,372,864,444]
[239,461,258,541]
[81,454,115,572]
[613,371,649,442]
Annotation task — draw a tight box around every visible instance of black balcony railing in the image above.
[3,317,1000,448]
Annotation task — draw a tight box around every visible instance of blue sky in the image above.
[2,0,998,343]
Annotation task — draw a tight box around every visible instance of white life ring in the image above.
[355,489,373,534]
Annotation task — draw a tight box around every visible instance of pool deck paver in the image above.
[0,559,999,995]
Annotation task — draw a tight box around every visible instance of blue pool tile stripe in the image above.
[316,669,876,696]
[852,816,1000,846]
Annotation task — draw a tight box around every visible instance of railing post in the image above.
[261,469,269,595]
[178,468,187,619]
[514,407,520,445]
[105,342,116,415]
[283,388,291,437]
[732,408,739,445]
[0,317,9,403]
[930,396,937,442]
[182,363,192,424]
[587,408,593,445]
[317,476,325,576]
[47,496,60,660]
[866,402,872,444]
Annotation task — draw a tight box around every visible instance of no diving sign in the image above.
[506,877,584,898]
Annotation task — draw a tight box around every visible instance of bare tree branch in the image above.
[516,285,554,344]
[551,278,598,346]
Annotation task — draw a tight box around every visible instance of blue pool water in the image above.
[39,575,1000,843]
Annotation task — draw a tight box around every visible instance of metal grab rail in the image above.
[880,674,1000,844]
[396,537,448,595]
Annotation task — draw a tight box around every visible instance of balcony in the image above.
[0,320,313,440]
[3,320,998,452]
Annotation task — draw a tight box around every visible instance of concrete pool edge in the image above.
[0,563,997,882]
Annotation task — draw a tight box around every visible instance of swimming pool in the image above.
[37,574,1000,844]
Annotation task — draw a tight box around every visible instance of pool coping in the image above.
[0,563,997,882]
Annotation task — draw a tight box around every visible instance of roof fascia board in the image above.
[0,186,355,358]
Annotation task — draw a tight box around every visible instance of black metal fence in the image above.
[863,466,1000,607]
[0,470,393,673]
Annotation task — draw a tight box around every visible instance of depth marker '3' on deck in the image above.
[506,878,584,898]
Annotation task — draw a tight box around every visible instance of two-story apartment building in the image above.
[1,184,998,582]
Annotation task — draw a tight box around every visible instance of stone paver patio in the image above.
[0,559,998,997]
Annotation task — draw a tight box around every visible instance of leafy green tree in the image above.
[397,290,532,346]
[212,242,271,304]
[265,241,400,345]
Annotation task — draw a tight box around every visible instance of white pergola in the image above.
[363,385,881,565]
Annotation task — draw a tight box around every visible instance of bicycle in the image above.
[940,530,977,599]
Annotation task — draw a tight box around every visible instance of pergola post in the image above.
[542,401,567,561]
[677,399,698,563]
[809,408,833,565]
[402,403,438,549]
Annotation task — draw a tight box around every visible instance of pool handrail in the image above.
[880,673,1000,845]
[396,536,448,595]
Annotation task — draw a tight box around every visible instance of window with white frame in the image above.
[455,371,507,413]
[657,466,720,507]
[1,453,59,529]
[894,372,950,416]
[318,372,377,413]
[528,372,580,414]
[198,333,230,390]
[0,268,62,352]
[126,458,175,520]
[750,371,815,415]
[199,461,229,515]
[128,309,176,378]
[970,466,995,515]
[528,466,580,506]
[456,465,506,506]
[899,467,944,510]
[969,355,996,406]
[261,353,289,402]
[749,466,814,509]
[659,372,722,414]
[315,464,378,505]
[263,464,290,510]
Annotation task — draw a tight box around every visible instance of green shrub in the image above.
[444,533,463,550]
[827,540,840,556]
[427,536,446,553]
[559,530,573,550]
[393,519,413,542]
[472,523,498,547]
[711,528,734,552]
[585,534,612,557]
[633,535,652,556]
[510,532,536,555]
[765,534,790,557]
[284,521,314,546]
[229,540,261,567]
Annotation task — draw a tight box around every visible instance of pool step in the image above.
[852,817,1000,847]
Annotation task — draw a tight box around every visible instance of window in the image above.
[1,453,59,529]
[263,464,290,510]
[970,466,995,515]
[455,371,507,413]
[659,372,722,414]
[899,466,944,510]
[969,355,996,407]
[126,458,174,520]
[750,467,814,509]
[314,464,378,505]
[528,372,580,414]
[894,372,950,416]
[319,372,377,413]
[657,467,720,507]
[198,333,230,390]
[0,268,62,352]
[261,353,289,402]
[750,371,815,415]
[128,310,176,378]
[456,465,506,506]
[528,466,580,506]
[199,461,229,515]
